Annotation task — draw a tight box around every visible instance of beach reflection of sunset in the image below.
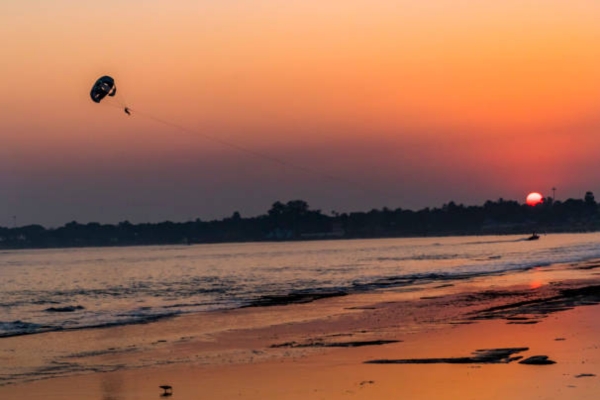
[529,266,545,290]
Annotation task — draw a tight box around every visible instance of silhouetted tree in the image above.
[3,192,600,249]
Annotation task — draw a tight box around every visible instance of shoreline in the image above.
[2,259,600,398]
[5,235,600,340]
[1,226,597,252]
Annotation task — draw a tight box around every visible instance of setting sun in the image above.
[526,192,544,206]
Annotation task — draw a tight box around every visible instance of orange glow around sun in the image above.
[526,192,543,206]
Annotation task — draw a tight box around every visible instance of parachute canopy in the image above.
[90,76,116,103]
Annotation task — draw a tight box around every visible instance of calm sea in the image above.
[2,233,600,338]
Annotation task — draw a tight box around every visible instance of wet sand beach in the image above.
[2,259,600,399]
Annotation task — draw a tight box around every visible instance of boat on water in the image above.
[526,233,540,241]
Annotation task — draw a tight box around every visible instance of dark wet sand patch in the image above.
[507,320,540,325]
[44,305,85,313]
[467,284,600,322]
[519,355,556,365]
[364,347,529,364]
[433,284,454,289]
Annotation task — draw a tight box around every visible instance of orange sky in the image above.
[1,1,600,226]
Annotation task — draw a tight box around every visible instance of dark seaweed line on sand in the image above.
[0,313,178,339]
[242,268,550,308]
[242,291,348,307]
[271,340,401,348]
[365,347,530,364]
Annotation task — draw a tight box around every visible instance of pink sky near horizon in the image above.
[1,1,600,226]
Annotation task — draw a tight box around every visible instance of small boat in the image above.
[526,233,540,241]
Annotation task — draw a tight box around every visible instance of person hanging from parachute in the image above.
[90,75,131,115]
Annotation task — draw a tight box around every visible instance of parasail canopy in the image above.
[90,76,116,103]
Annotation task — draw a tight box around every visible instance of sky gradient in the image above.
[2,1,600,227]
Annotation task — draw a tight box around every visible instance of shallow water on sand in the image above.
[2,232,600,337]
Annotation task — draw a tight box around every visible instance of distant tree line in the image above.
[1,192,599,249]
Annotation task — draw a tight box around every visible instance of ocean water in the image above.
[2,232,600,338]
